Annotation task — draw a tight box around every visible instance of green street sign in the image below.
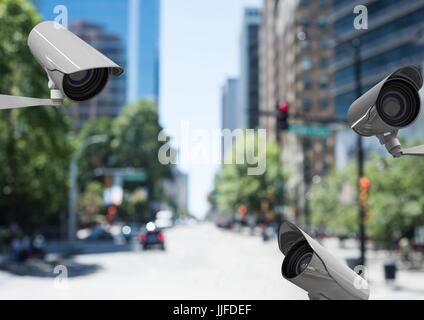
[288,124,331,137]
[123,172,147,182]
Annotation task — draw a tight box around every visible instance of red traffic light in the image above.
[238,205,248,216]
[278,103,289,113]
[359,177,371,190]
[108,206,118,216]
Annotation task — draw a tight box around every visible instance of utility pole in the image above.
[352,38,366,267]
[68,135,108,244]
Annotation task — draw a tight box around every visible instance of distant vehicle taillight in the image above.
[157,232,164,242]
[139,233,147,242]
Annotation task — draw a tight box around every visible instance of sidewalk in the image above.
[322,238,424,300]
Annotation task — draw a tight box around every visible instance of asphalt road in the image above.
[0,223,306,300]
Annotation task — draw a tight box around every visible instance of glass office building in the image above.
[32,0,161,104]
[239,7,261,129]
[332,0,424,118]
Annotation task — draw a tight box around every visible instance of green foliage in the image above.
[78,182,104,225]
[310,147,424,244]
[310,164,358,236]
[0,0,72,230]
[78,117,114,185]
[214,135,286,218]
[111,100,173,200]
[366,152,424,243]
[77,100,173,223]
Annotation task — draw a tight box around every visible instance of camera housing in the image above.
[0,21,123,110]
[278,221,370,300]
[348,66,424,157]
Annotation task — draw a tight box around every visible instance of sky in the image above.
[160,0,262,218]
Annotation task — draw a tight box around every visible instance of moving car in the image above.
[138,222,165,250]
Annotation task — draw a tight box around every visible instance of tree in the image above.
[310,164,358,236]
[214,134,287,220]
[111,100,173,201]
[0,0,73,231]
[78,117,114,186]
[366,152,424,244]
[310,145,424,245]
[78,182,104,225]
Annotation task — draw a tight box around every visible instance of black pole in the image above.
[353,39,366,267]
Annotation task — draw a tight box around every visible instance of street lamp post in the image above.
[352,38,366,267]
[68,135,108,244]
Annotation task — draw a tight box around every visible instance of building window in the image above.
[303,76,312,90]
[318,16,327,29]
[320,58,329,69]
[300,16,310,30]
[303,97,312,111]
[300,56,312,70]
[300,0,309,7]
[319,98,328,110]
[319,75,328,88]
[319,36,330,48]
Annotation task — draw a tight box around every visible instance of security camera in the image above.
[348,66,424,157]
[278,221,370,300]
[0,21,123,109]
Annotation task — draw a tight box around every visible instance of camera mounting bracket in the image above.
[377,131,424,157]
[0,80,64,110]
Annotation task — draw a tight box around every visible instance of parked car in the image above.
[215,216,234,230]
[138,222,165,250]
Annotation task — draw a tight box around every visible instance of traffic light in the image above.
[359,177,371,209]
[276,103,289,131]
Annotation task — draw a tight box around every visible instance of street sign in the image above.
[95,168,147,182]
[288,124,331,137]
[123,171,147,182]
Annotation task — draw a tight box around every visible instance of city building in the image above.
[239,7,261,129]
[221,78,240,160]
[163,168,189,214]
[332,0,424,168]
[259,0,335,221]
[67,21,126,129]
[32,0,161,105]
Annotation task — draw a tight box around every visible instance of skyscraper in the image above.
[259,0,335,222]
[239,7,261,129]
[32,0,161,105]
[221,78,240,160]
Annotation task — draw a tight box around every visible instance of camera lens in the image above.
[63,68,109,101]
[376,79,420,128]
[282,240,313,279]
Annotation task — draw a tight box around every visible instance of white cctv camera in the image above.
[348,66,424,157]
[278,221,370,300]
[0,21,123,109]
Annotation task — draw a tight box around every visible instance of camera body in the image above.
[28,21,123,103]
[347,66,423,157]
[348,66,422,137]
[0,21,124,110]
[278,222,370,300]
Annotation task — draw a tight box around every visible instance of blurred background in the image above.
[0,0,424,300]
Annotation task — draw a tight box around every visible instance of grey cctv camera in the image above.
[278,221,370,300]
[348,66,424,157]
[0,21,123,109]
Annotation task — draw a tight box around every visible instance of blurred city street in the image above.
[1,223,423,300]
[0,224,306,300]
[2,0,424,301]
